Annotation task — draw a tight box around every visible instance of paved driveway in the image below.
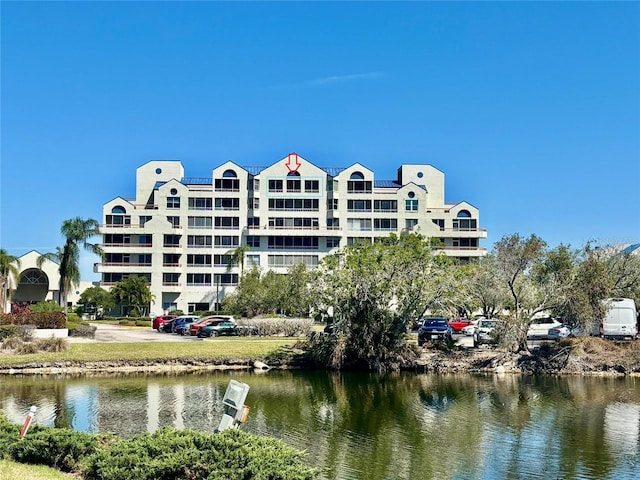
[70,323,202,343]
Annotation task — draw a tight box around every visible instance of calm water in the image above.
[1,371,639,480]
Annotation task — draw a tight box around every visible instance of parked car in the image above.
[527,317,562,340]
[473,319,500,347]
[417,318,452,346]
[158,317,180,333]
[171,315,202,334]
[197,320,238,338]
[548,324,571,340]
[600,298,638,341]
[189,316,236,336]
[448,317,475,333]
[461,324,476,336]
[153,314,177,331]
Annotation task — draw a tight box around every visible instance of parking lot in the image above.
[69,323,201,343]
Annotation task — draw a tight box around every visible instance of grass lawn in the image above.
[0,337,302,366]
[0,460,74,480]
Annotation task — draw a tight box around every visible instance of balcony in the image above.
[97,262,152,267]
[101,243,153,248]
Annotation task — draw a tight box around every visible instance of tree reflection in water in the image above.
[0,372,638,480]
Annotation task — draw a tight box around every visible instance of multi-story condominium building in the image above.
[98,153,487,314]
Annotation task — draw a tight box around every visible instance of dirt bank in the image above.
[413,336,640,376]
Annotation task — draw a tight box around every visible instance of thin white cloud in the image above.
[306,71,385,86]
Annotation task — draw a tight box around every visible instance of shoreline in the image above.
[2,343,639,377]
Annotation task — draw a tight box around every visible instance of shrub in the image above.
[0,412,317,480]
[0,312,66,329]
[8,426,117,472]
[34,337,69,353]
[1,336,23,351]
[68,323,97,338]
[0,325,17,340]
[81,427,317,480]
[16,325,36,342]
[16,342,40,354]
[241,318,313,337]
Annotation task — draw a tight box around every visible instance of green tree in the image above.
[78,286,115,319]
[227,245,251,277]
[493,234,577,352]
[110,276,155,317]
[37,217,102,318]
[0,249,21,313]
[460,256,505,318]
[309,233,452,372]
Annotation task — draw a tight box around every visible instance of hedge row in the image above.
[0,312,66,329]
[0,412,318,480]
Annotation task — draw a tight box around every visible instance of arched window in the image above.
[287,171,300,177]
[349,171,364,180]
[457,210,471,218]
[222,169,237,178]
[111,206,126,214]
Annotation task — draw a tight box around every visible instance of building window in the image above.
[347,237,372,246]
[163,254,181,266]
[347,172,372,193]
[214,254,233,267]
[167,216,180,227]
[326,237,341,248]
[215,198,240,210]
[247,217,260,227]
[269,198,319,211]
[268,255,319,268]
[106,214,131,226]
[187,235,212,248]
[267,236,319,250]
[246,236,260,247]
[187,273,212,286]
[247,254,260,267]
[251,197,259,209]
[374,218,397,231]
[432,219,444,231]
[286,178,301,192]
[163,234,181,247]
[453,218,477,231]
[214,217,240,229]
[347,200,372,212]
[214,273,238,286]
[405,200,418,212]
[253,179,260,191]
[188,302,210,314]
[268,179,283,192]
[374,200,397,212]
[304,180,319,192]
[167,197,181,209]
[347,218,372,231]
[214,236,239,247]
[188,197,213,210]
[139,216,152,226]
[327,198,338,210]
[188,216,212,229]
[327,218,340,228]
[214,178,240,192]
[162,273,180,285]
[406,219,419,229]
[187,254,212,267]
[268,217,319,229]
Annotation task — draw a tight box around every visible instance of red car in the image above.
[188,316,235,336]
[153,314,177,331]
[448,317,474,333]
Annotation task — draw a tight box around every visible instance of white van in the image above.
[600,298,637,341]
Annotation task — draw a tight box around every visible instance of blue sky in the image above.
[1,1,639,282]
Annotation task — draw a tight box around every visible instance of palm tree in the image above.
[0,249,21,313]
[227,245,251,277]
[37,217,102,318]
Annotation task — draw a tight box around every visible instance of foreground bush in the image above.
[0,413,317,480]
[0,312,66,329]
